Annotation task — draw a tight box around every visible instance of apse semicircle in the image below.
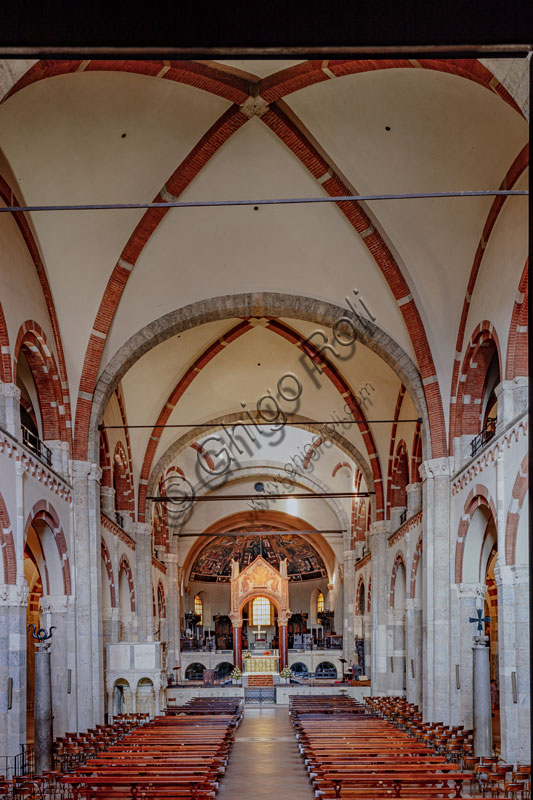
[189,533,328,583]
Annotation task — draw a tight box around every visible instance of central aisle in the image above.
[218,706,315,799]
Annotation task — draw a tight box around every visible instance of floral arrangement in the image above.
[280,667,293,679]
[230,667,242,680]
[243,650,252,659]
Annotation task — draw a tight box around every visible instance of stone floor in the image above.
[218,705,314,799]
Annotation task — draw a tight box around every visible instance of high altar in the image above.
[229,555,291,670]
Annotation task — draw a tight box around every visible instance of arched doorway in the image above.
[185,662,206,681]
[113,679,132,715]
[315,661,337,679]
[136,678,155,716]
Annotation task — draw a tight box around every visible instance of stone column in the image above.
[405,598,423,707]
[473,634,492,756]
[369,521,389,694]
[232,624,242,669]
[342,549,356,664]
[0,382,21,438]
[39,595,70,740]
[135,523,153,642]
[0,583,28,759]
[100,486,115,517]
[32,635,54,775]
[494,378,528,432]
[278,624,288,668]
[495,564,530,765]
[163,553,180,674]
[419,457,452,723]
[70,460,104,731]
[451,584,484,729]
[388,607,406,695]
[406,483,422,517]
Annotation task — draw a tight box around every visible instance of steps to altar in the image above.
[246,674,274,687]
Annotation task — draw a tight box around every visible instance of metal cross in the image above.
[468,608,490,634]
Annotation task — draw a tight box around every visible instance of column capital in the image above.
[135,522,152,537]
[0,582,28,606]
[344,550,357,563]
[494,563,529,586]
[40,594,70,614]
[0,382,21,400]
[369,520,388,536]
[15,459,29,478]
[419,457,452,480]
[163,553,179,564]
[70,459,100,480]
[455,583,486,599]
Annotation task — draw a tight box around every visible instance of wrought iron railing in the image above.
[22,425,52,467]
[399,508,407,525]
[470,417,497,458]
[115,511,125,528]
[0,745,34,779]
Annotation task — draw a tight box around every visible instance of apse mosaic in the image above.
[190,533,327,583]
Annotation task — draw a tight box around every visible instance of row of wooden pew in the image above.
[59,698,243,799]
[289,695,522,799]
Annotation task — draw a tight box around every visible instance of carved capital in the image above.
[0,582,29,606]
[0,382,21,400]
[419,457,452,480]
[455,583,486,599]
[40,594,69,614]
[70,460,92,480]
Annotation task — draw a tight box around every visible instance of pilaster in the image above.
[419,456,452,722]
[39,594,72,740]
[163,553,180,675]
[494,564,530,764]
[406,483,422,516]
[70,460,104,730]
[135,522,153,642]
[0,582,28,759]
[0,382,21,438]
[342,549,356,664]
[369,520,389,694]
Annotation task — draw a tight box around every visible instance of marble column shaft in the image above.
[420,457,452,723]
[34,646,53,774]
[405,599,423,707]
[342,549,356,664]
[369,521,389,694]
[39,595,72,740]
[135,523,153,642]
[0,583,28,759]
[163,553,180,673]
[71,460,104,730]
[473,636,492,757]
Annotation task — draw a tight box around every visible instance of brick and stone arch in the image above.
[332,461,351,478]
[356,576,365,615]
[411,422,422,483]
[0,175,73,450]
[448,144,528,439]
[14,321,67,443]
[87,296,431,490]
[101,538,117,608]
[118,554,136,613]
[0,492,16,584]
[390,552,407,608]
[136,316,385,522]
[24,500,72,595]
[390,440,409,511]
[157,581,166,619]
[113,441,134,513]
[454,485,497,583]
[99,428,112,488]
[505,261,528,379]
[451,321,502,448]
[505,453,528,566]
[410,535,423,599]
[0,300,12,383]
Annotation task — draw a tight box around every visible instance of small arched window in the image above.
[194,594,203,624]
[317,591,325,614]
[252,596,271,626]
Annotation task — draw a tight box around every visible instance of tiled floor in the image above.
[218,705,315,799]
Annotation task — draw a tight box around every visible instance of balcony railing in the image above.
[22,425,52,467]
[115,511,125,528]
[399,508,407,525]
[470,417,497,458]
